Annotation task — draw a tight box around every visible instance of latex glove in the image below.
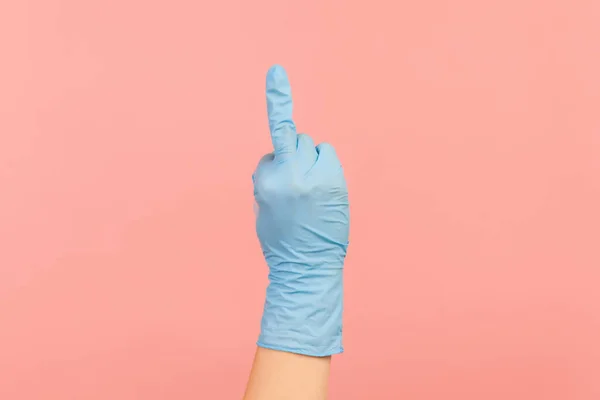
[252,65,350,357]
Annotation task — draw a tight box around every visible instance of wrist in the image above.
[258,263,344,357]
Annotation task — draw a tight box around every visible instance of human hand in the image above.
[252,65,349,357]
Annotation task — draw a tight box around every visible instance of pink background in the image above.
[1,1,599,399]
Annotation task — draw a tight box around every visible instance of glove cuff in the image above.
[257,264,343,357]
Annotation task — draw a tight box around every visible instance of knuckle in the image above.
[256,175,278,196]
[297,133,313,143]
[318,142,334,151]
[259,152,275,163]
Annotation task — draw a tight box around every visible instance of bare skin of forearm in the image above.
[243,347,331,400]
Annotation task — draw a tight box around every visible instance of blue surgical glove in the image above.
[252,65,350,357]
